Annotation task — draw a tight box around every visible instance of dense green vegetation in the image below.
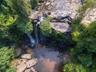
[0,0,96,72]
[0,47,15,72]
[63,63,88,72]
[64,21,96,72]
[63,0,96,71]
[0,0,34,71]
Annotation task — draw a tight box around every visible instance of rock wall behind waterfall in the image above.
[47,0,82,18]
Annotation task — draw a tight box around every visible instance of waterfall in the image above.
[34,22,39,48]
[32,19,40,48]
[26,33,36,47]
[32,16,44,48]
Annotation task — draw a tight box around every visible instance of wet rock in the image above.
[21,54,32,59]
[26,59,38,68]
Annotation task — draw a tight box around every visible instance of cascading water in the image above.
[26,33,36,47]
[31,16,44,48]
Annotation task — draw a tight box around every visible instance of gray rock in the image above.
[81,7,96,26]
[26,59,38,68]
[29,0,82,19]
[50,22,71,32]
[30,67,37,72]
[46,0,82,18]
[29,0,83,33]
[24,69,31,72]
[21,54,32,59]
[17,63,27,72]
[15,48,22,57]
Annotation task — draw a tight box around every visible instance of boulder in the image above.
[24,69,31,72]
[21,54,32,59]
[26,59,38,68]
[50,22,71,32]
[15,48,22,57]
[17,63,27,72]
[30,67,37,72]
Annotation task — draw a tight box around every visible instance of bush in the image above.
[6,67,16,72]
[31,0,38,9]
[71,20,96,71]
[0,47,15,72]
[63,63,87,72]
[0,13,16,39]
[72,22,96,54]
[77,54,92,67]
[40,18,52,37]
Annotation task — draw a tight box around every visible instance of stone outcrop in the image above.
[46,0,82,18]
[50,22,71,32]
[11,54,38,72]
[21,54,32,59]
[29,0,83,33]
[81,7,96,26]
[29,0,96,31]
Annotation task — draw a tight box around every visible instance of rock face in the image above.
[30,0,83,18]
[81,7,96,26]
[29,0,83,33]
[48,0,82,18]
[46,0,82,32]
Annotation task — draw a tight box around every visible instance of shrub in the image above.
[50,32,74,47]
[72,22,96,54]
[40,18,52,37]
[31,0,38,9]
[63,63,87,72]
[0,13,16,39]
[71,20,96,71]
[0,47,15,72]
[6,67,16,72]
[77,54,92,67]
